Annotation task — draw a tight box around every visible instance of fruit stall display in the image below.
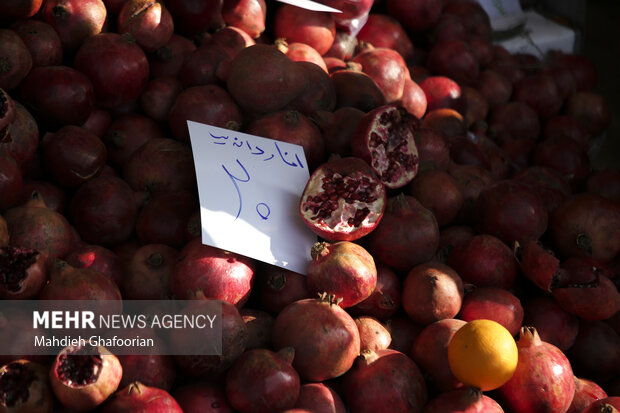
[0,0,619,412]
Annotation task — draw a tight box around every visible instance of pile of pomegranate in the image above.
[0,0,619,411]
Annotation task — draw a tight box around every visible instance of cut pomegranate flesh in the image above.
[56,347,103,387]
[353,104,420,189]
[0,362,35,407]
[0,246,38,292]
[300,157,385,241]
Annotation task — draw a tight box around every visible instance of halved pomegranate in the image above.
[351,103,420,189]
[0,359,52,413]
[49,345,122,411]
[0,245,48,299]
[299,156,385,241]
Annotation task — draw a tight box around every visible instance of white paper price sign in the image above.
[276,0,341,13]
[188,121,317,275]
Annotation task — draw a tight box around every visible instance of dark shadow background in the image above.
[582,0,620,169]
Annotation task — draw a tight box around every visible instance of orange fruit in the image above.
[447,319,518,391]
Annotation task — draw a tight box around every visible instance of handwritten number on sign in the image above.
[222,160,250,220]
[222,159,270,220]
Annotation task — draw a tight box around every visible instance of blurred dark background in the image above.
[581,0,620,169]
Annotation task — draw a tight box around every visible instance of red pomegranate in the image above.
[276,40,328,72]
[245,109,325,170]
[163,0,224,35]
[102,382,182,413]
[294,382,346,413]
[399,78,428,120]
[312,107,364,157]
[458,287,524,336]
[0,0,43,23]
[103,114,165,168]
[139,76,182,123]
[497,327,575,413]
[286,61,337,115]
[488,101,540,144]
[148,34,196,78]
[414,127,451,172]
[74,32,149,109]
[122,138,196,195]
[4,191,73,260]
[273,4,335,55]
[121,244,177,300]
[255,265,311,315]
[355,315,392,352]
[581,398,620,413]
[342,349,428,413]
[474,179,548,246]
[435,225,475,263]
[169,84,244,143]
[422,387,504,413]
[349,264,401,321]
[350,47,409,103]
[240,308,274,350]
[533,136,590,188]
[330,68,386,112]
[172,299,248,378]
[117,0,174,52]
[476,69,513,109]
[42,125,106,188]
[552,257,620,321]
[411,318,466,393]
[565,91,611,136]
[419,76,465,114]
[171,238,255,307]
[427,39,479,86]
[65,244,123,287]
[367,193,439,273]
[409,169,464,227]
[0,150,22,211]
[522,295,579,351]
[225,348,300,413]
[567,376,608,413]
[549,193,620,262]
[307,241,377,308]
[402,260,464,326]
[69,175,139,247]
[41,0,106,50]
[0,29,33,92]
[567,320,620,386]
[135,190,196,249]
[222,0,266,39]
[39,259,121,302]
[443,0,491,36]
[385,0,443,32]
[271,294,361,382]
[174,382,234,413]
[356,14,414,60]
[513,72,563,120]
[226,44,308,115]
[512,166,572,213]
[18,65,94,127]
[448,234,518,290]
[548,51,597,92]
